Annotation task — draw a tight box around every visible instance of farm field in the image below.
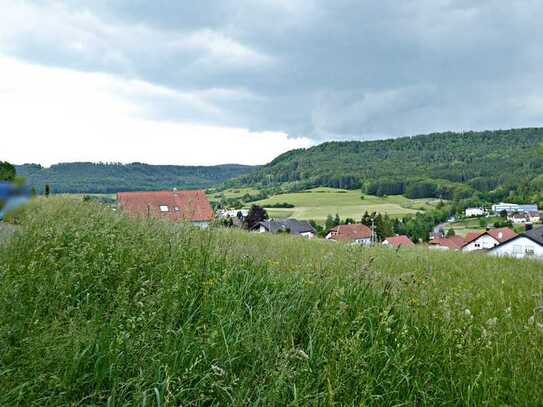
[251,187,439,222]
[206,187,260,202]
[1,198,543,405]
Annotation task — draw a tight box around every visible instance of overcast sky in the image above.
[2,1,543,166]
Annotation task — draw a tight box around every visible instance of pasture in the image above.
[252,187,439,221]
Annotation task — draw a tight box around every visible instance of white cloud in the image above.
[0,55,311,166]
[174,29,273,67]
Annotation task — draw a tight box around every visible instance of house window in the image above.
[174,207,180,212]
[159,205,169,212]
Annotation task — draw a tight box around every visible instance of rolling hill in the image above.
[16,162,256,193]
[226,128,543,201]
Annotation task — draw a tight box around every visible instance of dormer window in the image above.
[159,205,169,212]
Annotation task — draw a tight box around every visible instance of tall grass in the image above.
[1,198,543,405]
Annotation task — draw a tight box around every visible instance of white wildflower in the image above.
[464,309,473,319]
[211,365,225,376]
[293,349,309,361]
[486,317,498,328]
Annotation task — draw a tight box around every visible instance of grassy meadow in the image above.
[252,187,438,222]
[207,188,261,202]
[1,198,543,405]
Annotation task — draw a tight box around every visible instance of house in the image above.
[528,211,541,223]
[116,190,214,228]
[325,223,373,245]
[509,212,529,224]
[461,227,517,252]
[218,209,249,219]
[254,219,316,238]
[428,236,465,251]
[465,207,486,217]
[488,226,543,260]
[383,235,414,248]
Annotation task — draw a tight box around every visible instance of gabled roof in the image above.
[488,228,517,242]
[489,226,543,250]
[117,190,214,222]
[383,235,414,248]
[327,224,372,241]
[257,219,315,235]
[429,236,465,250]
[462,227,517,247]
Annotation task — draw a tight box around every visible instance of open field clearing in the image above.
[252,187,439,221]
[1,198,543,405]
[207,188,261,202]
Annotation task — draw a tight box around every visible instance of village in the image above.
[107,188,543,261]
[2,180,542,261]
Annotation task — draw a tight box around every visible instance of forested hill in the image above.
[227,128,543,202]
[16,162,255,193]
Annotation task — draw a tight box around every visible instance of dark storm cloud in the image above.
[3,0,543,140]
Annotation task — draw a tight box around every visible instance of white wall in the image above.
[489,237,543,259]
[462,235,499,252]
[353,238,372,246]
[465,208,485,217]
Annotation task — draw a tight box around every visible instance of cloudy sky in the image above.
[1,1,543,166]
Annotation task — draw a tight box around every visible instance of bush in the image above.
[265,202,295,208]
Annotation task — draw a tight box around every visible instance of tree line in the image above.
[226,128,543,206]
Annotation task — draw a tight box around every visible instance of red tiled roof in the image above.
[462,227,517,246]
[464,231,485,243]
[429,235,465,250]
[383,235,414,248]
[117,190,214,222]
[328,223,372,241]
[487,227,517,243]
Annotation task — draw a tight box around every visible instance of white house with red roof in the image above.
[488,226,543,259]
[117,190,214,228]
[461,227,517,252]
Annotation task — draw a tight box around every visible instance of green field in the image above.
[207,187,260,202]
[1,198,543,405]
[252,187,438,222]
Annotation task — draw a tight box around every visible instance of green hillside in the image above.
[1,198,543,405]
[16,162,255,193]
[251,187,436,222]
[227,128,543,203]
